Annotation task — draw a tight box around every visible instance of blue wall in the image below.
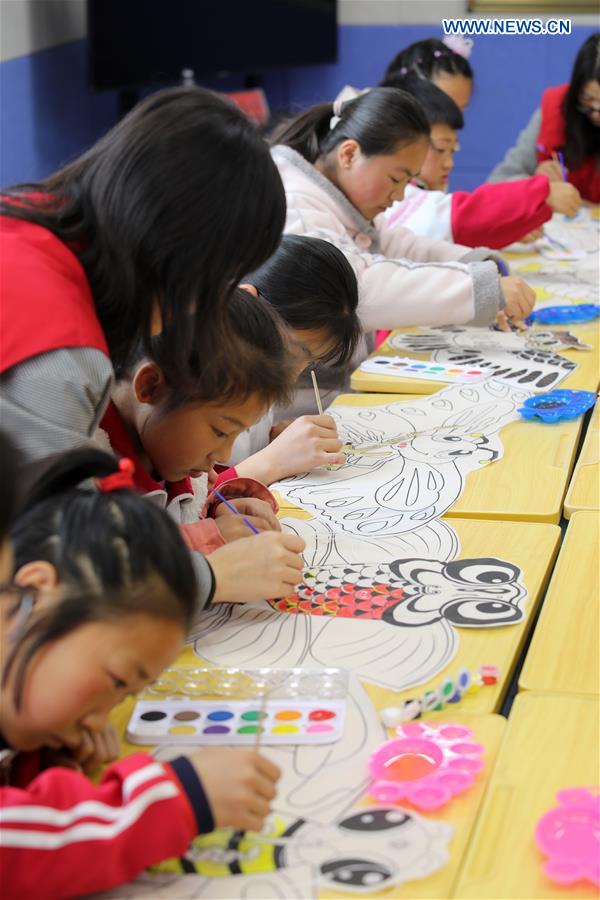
[1,23,597,191]
[0,40,117,188]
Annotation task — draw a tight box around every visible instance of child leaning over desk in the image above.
[0,447,282,899]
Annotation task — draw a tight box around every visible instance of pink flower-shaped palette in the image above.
[368,721,484,811]
[535,787,600,887]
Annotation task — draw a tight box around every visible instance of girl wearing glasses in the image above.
[488,33,600,203]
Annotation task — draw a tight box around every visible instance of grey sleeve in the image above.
[469,261,505,324]
[487,109,542,183]
[0,348,114,465]
[190,551,216,620]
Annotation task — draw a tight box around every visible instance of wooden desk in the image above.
[565,400,599,518]
[282,392,583,525]
[519,511,600,697]
[271,508,560,717]
[111,681,506,899]
[454,692,600,899]
[350,321,599,396]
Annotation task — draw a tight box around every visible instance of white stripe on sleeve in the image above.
[1,781,180,848]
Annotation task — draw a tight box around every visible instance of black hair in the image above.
[246,235,361,368]
[270,87,429,163]
[384,37,474,84]
[0,432,21,542]
[5,448,197,706]
[127,286,295,411]
[562,33,600,171]
[395,74,464,130]
[0,86,286,391]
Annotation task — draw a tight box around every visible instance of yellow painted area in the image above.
[168,724,197,735]
[270,723,301,734]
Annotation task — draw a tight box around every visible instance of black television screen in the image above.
[88,0,338,91]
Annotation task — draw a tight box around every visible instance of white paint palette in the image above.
[126,666,348,746]
[359,356,493,383]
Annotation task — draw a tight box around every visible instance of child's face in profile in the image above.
[130,367,267,482]
[419,123,459,190]
[432,73,472,112]
[286,327,338,377]
[337,137,428,221]
[579,79,600,126]
[1,604,183,751]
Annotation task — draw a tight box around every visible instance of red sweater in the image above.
[537,83,600,204]
[0,213,108,375]
[0,749,211,898]
[450,175,552,249]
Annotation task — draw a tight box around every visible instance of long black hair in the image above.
[270,87,429,164]
[126,286,296,411]
[1,86,286,391]
[0,432,21,542]
[5,448,197,705]
[246,236,361,368]
[396,74,464,130]
[383,37,474,84]
[562,33,600,171]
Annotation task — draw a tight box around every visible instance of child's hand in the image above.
[518,227,544,244]
[188,748,281,832]
[210,531,305,603]
[500,276,536,328]
[237,415,346,483]
[271,415,346,477]
[73,725,120,773]
[214,497,281,534]
[535,159,564,182]
[495,310,528,333]
[547,181,582,217]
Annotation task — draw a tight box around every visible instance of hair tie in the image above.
[399,66,408,76]
[329,97,343,130]
[441,35,474,59]
[433,50,443,57]
[97,458,136,493]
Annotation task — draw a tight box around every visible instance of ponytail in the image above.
[383,37,474,85]
[271,88,429,163]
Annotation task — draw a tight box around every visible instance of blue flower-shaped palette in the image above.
[519,390,597,423]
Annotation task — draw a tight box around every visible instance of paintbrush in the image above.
[212,488,260,535]
[355,424,458,453]
[310,369,324,416]
[311,369,354,465]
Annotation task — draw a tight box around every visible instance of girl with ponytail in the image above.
[270,87,535,391]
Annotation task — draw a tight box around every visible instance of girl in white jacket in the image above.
[270,87,535,338]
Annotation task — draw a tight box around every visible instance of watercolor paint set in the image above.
[359,356,493,384]
[126,666,348,746]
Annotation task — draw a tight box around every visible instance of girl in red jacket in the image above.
[488,32,600,203]
[0,448,281,899]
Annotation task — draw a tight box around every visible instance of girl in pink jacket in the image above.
[270,87,535,338]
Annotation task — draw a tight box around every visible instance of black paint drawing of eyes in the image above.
[444,558,520,585]
[441,598,523,626]
[338,809,410,832]
[320,858,394,889]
